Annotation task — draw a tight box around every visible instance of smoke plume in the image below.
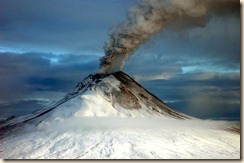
[99,0,239,74]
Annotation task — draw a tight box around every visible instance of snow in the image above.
[1,90,240,159]
[0,73,240,159]
[1,117,240,159]
[101,75,121,92]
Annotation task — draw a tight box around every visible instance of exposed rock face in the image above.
[111,71,191,119]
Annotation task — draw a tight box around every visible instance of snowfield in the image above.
[0,72,240,159]
[1,118,240,159]
[1,93,240,159]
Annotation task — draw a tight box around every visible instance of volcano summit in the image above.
[0,71,240,159]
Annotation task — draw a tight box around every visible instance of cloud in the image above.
[134,73,172,82]
[0,52,98,105]
[25,77,69,91]
[99,0,239,74]
[0,0,136,54]
[123,13,240,74]
[0,100,46,118]
[138,72,240,120]
[167,101,240,120]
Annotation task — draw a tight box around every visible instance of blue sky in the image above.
[0,0,240,120]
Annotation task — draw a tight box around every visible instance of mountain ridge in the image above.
[112,71,192,119]
[0,71,240,159]
[0,71,192,131]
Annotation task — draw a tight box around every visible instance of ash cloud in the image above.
[99,0,239,74]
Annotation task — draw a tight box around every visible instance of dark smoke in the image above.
[99,0,239,74]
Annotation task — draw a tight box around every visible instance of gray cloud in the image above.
[0,0,136,53]
[0,52,98,112]
[139,72,240,120]
[121,7,240,76]
[100,0,239,74]
[0,100,46,118]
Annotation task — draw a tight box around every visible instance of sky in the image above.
[0,0,240,120]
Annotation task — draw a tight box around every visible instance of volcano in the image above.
[0,71,240,159]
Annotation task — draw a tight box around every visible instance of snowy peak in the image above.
[0,71,193,131]
[0,71,240,159]
[64,71,192,119]
[97,71,192,119]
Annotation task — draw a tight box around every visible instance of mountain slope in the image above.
[0,71,240,159]
[112,71,192,119]
[0,71,191,130]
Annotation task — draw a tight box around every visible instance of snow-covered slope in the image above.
[0,71,240,159]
